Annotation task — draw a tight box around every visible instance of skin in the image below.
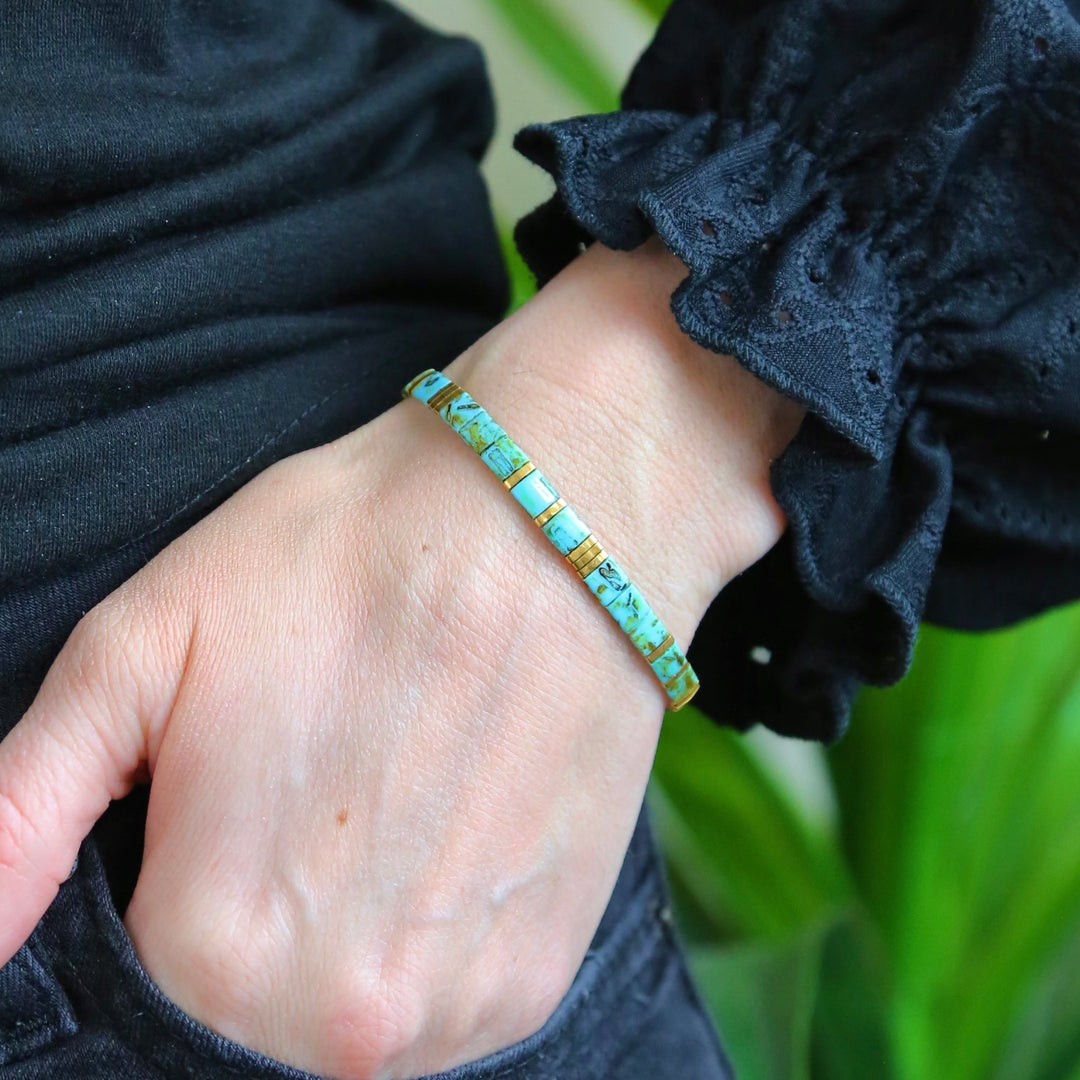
[0,238,804,1079]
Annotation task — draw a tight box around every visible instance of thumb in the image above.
[0,591,188,965]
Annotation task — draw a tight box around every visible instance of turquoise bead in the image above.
[508,469,559,518]
[583,557,631,608]
[408,370,450,405]
[649,639,688,684]
[444,392,485,434]
[541,505,590,555]
[480,432,530,481]
[607,583,649,636]
[402,367,700,711]
[628,607,669,659]
[662,661,697,708]
[458,410,503,456]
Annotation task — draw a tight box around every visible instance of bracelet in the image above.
[401,367,700,712]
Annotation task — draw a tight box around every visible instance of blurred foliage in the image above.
[499,222,537,313]
[485,1,1080,1076]
[653,606,1080,1080]
[482,0,619,113]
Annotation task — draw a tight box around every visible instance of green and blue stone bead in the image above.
[402,367,700,711]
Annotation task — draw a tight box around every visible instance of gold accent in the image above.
[576,548,608,579]
[503,461,536,490]
[425,383,448,411]
[427,382,464,413]
[567,535,601,571]
[401,369,437,399]
[668,678,701,712]
[646,633,675,663]
[533,498,565,528]
[663,659,693,693]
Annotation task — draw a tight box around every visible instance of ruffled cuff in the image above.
[513,0,1080,741]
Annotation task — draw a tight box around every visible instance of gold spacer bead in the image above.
[566,534,595,564]
[401,368,437,399]
[566,535,601,571]
[576,548,608,579]
[503,461,536,490]
[668,678,701,712]
[533,498,565,528]
[646,633,676,664]
[427,382,464,413]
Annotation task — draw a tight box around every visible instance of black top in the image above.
[1,0,1076,743]
[516,0,1080,740]
[0,0,507,717]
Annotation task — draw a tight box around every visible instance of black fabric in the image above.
[0,8,740,1075]
[1,9,1075,749]
[514,0,1080,741]
[0,0,508,708]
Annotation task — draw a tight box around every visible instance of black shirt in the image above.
[2,0,1077,743]
[517,0,1080,739]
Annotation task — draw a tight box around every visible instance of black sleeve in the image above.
[0,1,507,688]
[513,0,1080,741]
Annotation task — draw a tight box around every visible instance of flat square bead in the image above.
[606,583,649,635]
[458,410,503,456]
[480,433,531,482]
[541,505,590,555]
[649,639,687,684]
[509,469,559,518]
[663,663,699,710]
[629,608,669,658]
[444,392,482,431]
[583,557,631,608]
[411,371,450,405]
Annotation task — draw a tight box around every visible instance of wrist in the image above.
[440,238,804,646]
[328,237,804,714]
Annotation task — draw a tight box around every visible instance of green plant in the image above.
[650,603,1080,1080]
[478,3,1080,1075]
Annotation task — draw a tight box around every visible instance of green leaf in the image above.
[688,930,823,1080]
[650,706,849,941]
[480,0,620,114]
[810,911,895,1080]
[829,604,1080,1080]
[991,917,1080,1080]
[497,221,536,312]
[624,0,674,22]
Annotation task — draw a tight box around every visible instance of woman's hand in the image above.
[0,240,803,1079]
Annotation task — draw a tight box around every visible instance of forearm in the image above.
[367,238,805,704]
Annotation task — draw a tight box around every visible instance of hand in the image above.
[0,240,803,1079]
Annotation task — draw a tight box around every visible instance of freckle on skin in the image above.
[337,808,349,826]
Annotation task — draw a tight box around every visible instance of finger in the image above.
[0,594,187,964]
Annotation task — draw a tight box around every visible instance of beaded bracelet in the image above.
[401,368,700,712]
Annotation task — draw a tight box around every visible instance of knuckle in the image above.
[460,943,576,1055]
[64,601,140,708]
[320,966,427,1079]
[64,605,113,677]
